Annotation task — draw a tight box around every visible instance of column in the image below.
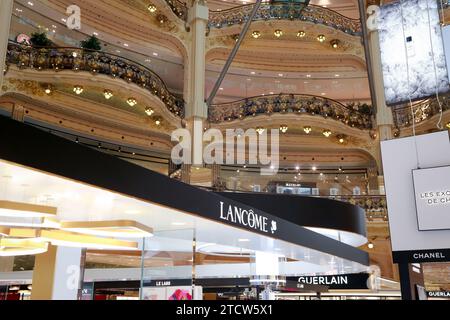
[369,30,394,141]
[0,0,13,90]
[185,1,209,167]
[181,164,191,184]
[11,104,25,122]
[31,245,82,300]
[211,164,222,190]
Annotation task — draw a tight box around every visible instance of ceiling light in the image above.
[148,4,157,13]
[295,166,300,171]
[103,89,113,100]
[303,126,312,134]
[323,130,332,138]
[312,166,317,171]
[0,201,57,219]
[337,135,346,144]
[250,71,256,75]
[274,29,283,38]
[127,98,137,107]
[280,125,288,133]
[256,127,265,135]
[238,238,250,242]
[331,39,340,49]
[278,73,284,77]
[0,238,48,257]
[317,34,326,43]
[123,43,129,47]
[40,230,139,250]
[60,220,154,238]
[297,31,306,38]
[306,74,311,78]
[171,222,187,226]
[368,242,374,249]
[73,85,84,95]
[251,31,261,39]
[145,107,155,116]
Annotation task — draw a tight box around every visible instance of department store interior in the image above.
[0,0,449,301]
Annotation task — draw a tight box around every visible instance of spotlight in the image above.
[256,127,265,135]
[280,125,288,133]
[274,30,283,38]
[303,126,312,134]
[147,4,157,13]
[330,39,340,49]
[127,98,137,107]
[317,34,326,43]
[73,85,84,95]
[251,31,261,39]
[145,107,155,116]
[323,130,332,138]
[297,31,306,38]
[103,89,113,100]
[337,134,346,144]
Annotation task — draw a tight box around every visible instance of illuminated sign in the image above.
[378,0,449,105]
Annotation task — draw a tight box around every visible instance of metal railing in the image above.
[5,41,185,118]
[209,94,374,130]
[208,3,361,36]
[392,95,450,129]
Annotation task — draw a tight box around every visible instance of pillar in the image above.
[185,1,209,167]
[0,0,13,90]
[31,245,83,300]
[12,104,25,122]
[369,30,394,141]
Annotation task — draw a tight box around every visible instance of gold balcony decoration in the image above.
[446,121,450,129]
[206,3,361,36]
[297,31,306,38]
[303,126,312,134]
[280,125,288,133]
[103,89,113,100]
[391,95,449,129]
[209,94,374,130]
[6,41,185,118]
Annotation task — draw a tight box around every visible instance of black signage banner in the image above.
[144,279,193,287]
[286,273,370,290]
[393,249,450,264]
[427,291,450,298]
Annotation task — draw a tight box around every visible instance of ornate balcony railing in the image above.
[208,3,362,36]
[5,42,185,118]
[392,95,449,129]
[209,94,374,130]
[165,0,188,21]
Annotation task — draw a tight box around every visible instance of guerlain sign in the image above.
[219,202,277,235]
[413,166,450,231]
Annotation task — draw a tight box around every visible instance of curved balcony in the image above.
[5,42,185,118]
[209,94,374,130]
[165,0,189,21]
[392,95,450,129]
[208,3,361,36]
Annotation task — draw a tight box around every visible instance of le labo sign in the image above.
[287,273,370,290]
